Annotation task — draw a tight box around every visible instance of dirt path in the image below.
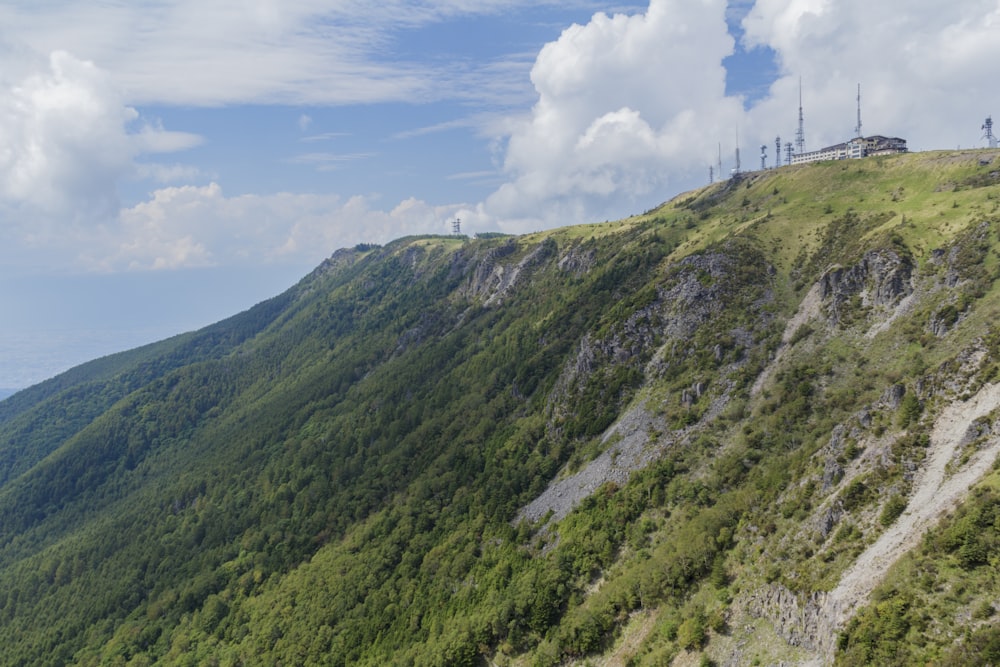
[811,382,1000,663]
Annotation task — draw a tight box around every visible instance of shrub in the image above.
[897,392,922,429]
[840,478,870,511]
[677,610,707,650]
[879,494,907,526]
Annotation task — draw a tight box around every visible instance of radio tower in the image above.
[785,141,794,166]
[452,217,461,235]
[984,116,998,149]
[734,128,741,176]
[760,144,767,171]
[775,136,781,169]
[855,83,863,138]
[795,77,806,154]
[709,165,714,184]
[717,143,723,180]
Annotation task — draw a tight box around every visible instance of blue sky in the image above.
[1,0,999,389]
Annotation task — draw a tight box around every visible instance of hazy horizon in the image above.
[0,263,307,389]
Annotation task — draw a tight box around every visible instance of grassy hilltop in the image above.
[2,149,1000,665]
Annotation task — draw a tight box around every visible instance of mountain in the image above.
[2,149,1000,666]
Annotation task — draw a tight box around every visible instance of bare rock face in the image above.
[881,383,906,410]
[558,246,597,275]
[463,240,519,302]
[659,252,733,339]
[310,247,363,281]
[459,238,559,305]
[740,584,830,652]
[559,245,775,393]
[819,249,913,322]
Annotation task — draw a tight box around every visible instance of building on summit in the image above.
[712,83,909,181]
[788,83,907,166]
[790,134,908,165]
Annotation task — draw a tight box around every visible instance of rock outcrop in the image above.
[819,249,913,323]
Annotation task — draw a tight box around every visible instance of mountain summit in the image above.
[2,150,1000,666]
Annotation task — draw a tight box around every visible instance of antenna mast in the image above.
[984,116,998,149]
[734,128,741,176]
[785,141,794,166]
[775,136,781,169]
[760,144,767,171]
[717,143,723,180]
[855,83,863,138]
[452,217,461,235]
[795,77,805,154]
[709,165,714,184]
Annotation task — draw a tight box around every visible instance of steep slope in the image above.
[0,290,294,490]
[0,150,999,666]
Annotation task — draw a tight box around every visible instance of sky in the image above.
[1,0,999,390]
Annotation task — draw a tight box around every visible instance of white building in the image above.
[790,135,907,165]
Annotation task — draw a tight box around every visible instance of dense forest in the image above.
[2,150,1000,665]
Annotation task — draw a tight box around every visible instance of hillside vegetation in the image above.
[2,150,1000,665]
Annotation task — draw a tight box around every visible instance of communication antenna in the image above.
[855,83,863,138]
[984,116,998,149]
[795,77,806,154]
[760,144,767,171]
[785,141,794,166]
[452,217,461,235]
[775,135,781,169]
[717,143,723,180]
[709,165,714,184]
[733,128,741,176]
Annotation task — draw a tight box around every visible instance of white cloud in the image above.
[482,0,1000,232]
[741,0,1000,152]
[84,183,464,272]
[0,0,576,107]
[133,123,202,154]
[483,0,741,230]
[135,163,208,185]
[0,50,201,242]
[0,51,134,221]
[284,152,376,172]
[5,0,1000,276]
[300,132,351,143]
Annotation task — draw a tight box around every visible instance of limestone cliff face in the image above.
[819,249,913,322]
[462,238,558,305]
[463,239,520,303]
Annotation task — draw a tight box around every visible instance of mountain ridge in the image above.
[2,149,1000,665]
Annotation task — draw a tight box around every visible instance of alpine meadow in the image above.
[6,149,1000,666]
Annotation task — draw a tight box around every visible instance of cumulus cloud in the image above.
[86,183,463,272]
[484,0,742,230]
[741,0,1000,152]
[482,0,1000,232]
[0,50,200,238]
[6,0,1000,274]
[0,51,133,222]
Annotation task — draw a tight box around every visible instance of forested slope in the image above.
[1,150,1000,665]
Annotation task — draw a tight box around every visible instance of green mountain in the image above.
[3,150,1000,666]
